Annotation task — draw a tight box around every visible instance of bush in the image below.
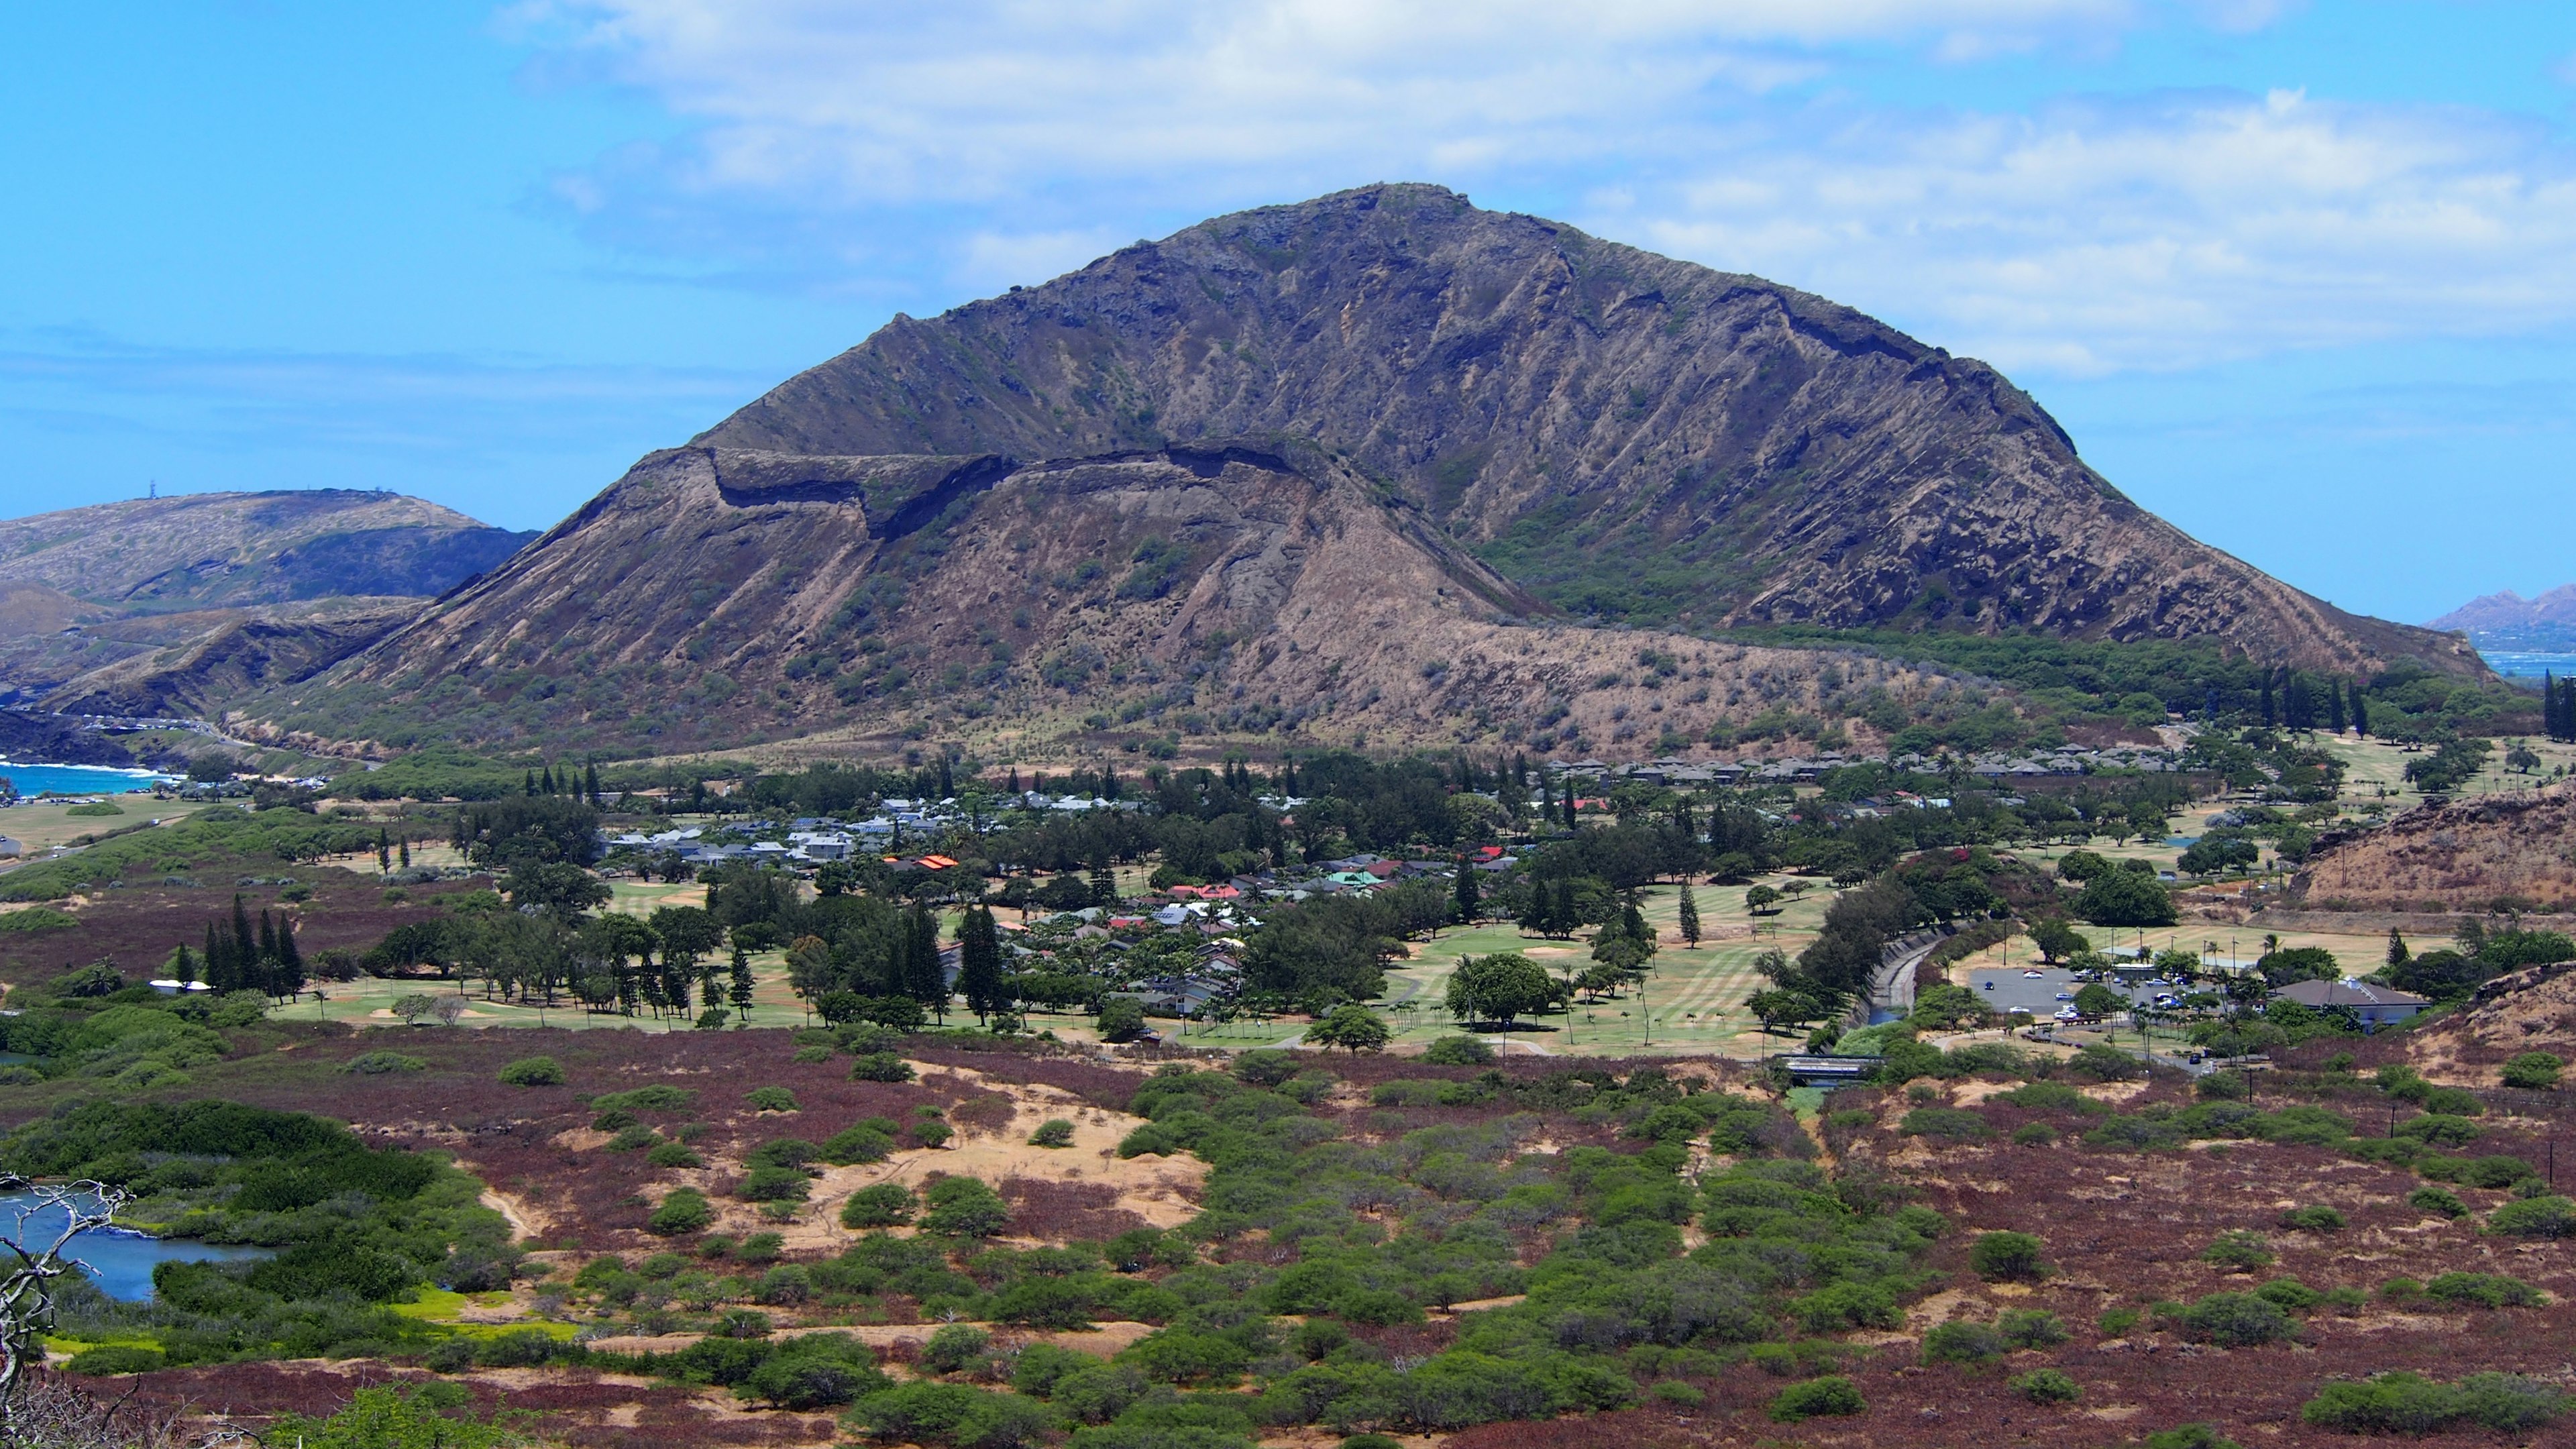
[1921,1321,2005,1364]
[922,1324,992,1374]
[2502,1051,2563,1089]
[343,1051,427,1075]
[849,1383,1055,1447]
[1230,1049,1302,1086]
[647,1187,714,1236]
[2302,1371,2567,1434]
[2172,1291,2296,1348]
[2278,1205,2345,1232]
[1769,1375,1865,1422]
[2096,1307,2141,1337]
[64,1345,166,1375]
[2487,1194,2576,1238]
[920,1176,1010,1238]
[498,1055,565,1086]
[1970,1230,2051,1282]
[2011,1368,2080,1405]
[2253,1277,2321,1313]
[2397,1114,2482,1146]
[2198,1230,2275,1272]
[2011,1122,2056,1146]
[850,1053,916,1083]
[1030,1119,1076,1148]
[747,1086,799,1112]
[738,1166,811,1203]
[1647,1379,1705,1407]
[1998,1307,2068,1348]
[2424,1271,2544,1308]
[1899,1107,1993,1142]
[841,1183,917,1228]
[2420,1086,2484,1116]
[606,1126,659,1152]
[647,1141,705,1169]
[1423,1035,1495,1066]
[822,1122,898,1164]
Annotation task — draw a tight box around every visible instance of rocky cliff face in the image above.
[286,442,1957,756]
[700,184,2469,678]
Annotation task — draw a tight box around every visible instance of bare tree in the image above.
[0,1177,127,1413]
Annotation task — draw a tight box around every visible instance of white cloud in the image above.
[497,0,2576,375]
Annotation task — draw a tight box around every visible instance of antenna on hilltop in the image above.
[148,480,156,500]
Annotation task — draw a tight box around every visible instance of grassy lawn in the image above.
[0,796,221,859]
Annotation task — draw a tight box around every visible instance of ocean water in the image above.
[2477,650,2576,682]
[0,1195,270,1301]
[0,762,173,798]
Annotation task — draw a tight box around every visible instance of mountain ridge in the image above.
[258,185,2480,757]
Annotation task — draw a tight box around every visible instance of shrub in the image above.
[606,1126,660,1152]
[2011,1122,2056,1146]
[2487,1194,2576,1238]
[737,1232,785,1264]
[1030,1119,1076,1148]
[841,1183,916,1228]
[2408,1185,2467,1218]
[647,1141,704,1169]
[1424,1035,1496,1065]
[2253,1277,2321,1312]
[2502,1051,2563,1089]
[498,1055,565,1086]
[343,1051,427,1075]
[64,1345,166,1375]
[1340,1437,1402,1449]
[2420,1086,2484,1116]
[2424,1271,2544,1308]
[2278,1205,2345,1232]
[1998,1307,2069,1348]
[910,1120,954,1150]
[851,1053,916,1083]
[2301,1371,2567,1434]
[2011,1368,2080,1405]
[1970,1230,2051,1281]
[920,1176,1010,1238]
[2141,1424,2243,1449]
[1231,1049,1302,1086]
[2172,1291,2296,1348]
[738,1166,811,1203]
[1769,1375,1865,1422]
[1648,1379,1705,1407]
[2396,1114,2482,1146]
[2096,1307,2141,1337]
[849,1382,1056,1447]
[748,1086,799,1112]
[1921,1321,2005,1364]
[2198,1230,2275,1271]
[922,1324,992,1374]
[647,1187,714,1236]
[822,1122,898,1164]
[1899,1107,1992,1142]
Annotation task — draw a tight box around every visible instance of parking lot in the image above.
[1964,966,2191,1020]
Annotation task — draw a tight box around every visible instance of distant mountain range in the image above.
[248,184,2481,757]
[2428,586,2576,650]
[0,490,533,718]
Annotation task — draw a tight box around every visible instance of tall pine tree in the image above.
[957,906,1004,1024]
[1452,856,1480,925]
[1677,883,1702,947]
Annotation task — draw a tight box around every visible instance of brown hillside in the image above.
[281,442,1958,756]
[704,183,2469,678]
[2288,782,2576,913]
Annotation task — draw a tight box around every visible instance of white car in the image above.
[2053,991,2075,1001]
[2022,969,2046,978]
[2053,1007,2081,1020]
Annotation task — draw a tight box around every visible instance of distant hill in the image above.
[0,490,534,721]
[2428,586,2576,650]
[0,490,534,615]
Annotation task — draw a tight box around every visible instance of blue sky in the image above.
[6,1,2575,625]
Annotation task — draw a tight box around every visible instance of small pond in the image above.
[0,1195,271,1301]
